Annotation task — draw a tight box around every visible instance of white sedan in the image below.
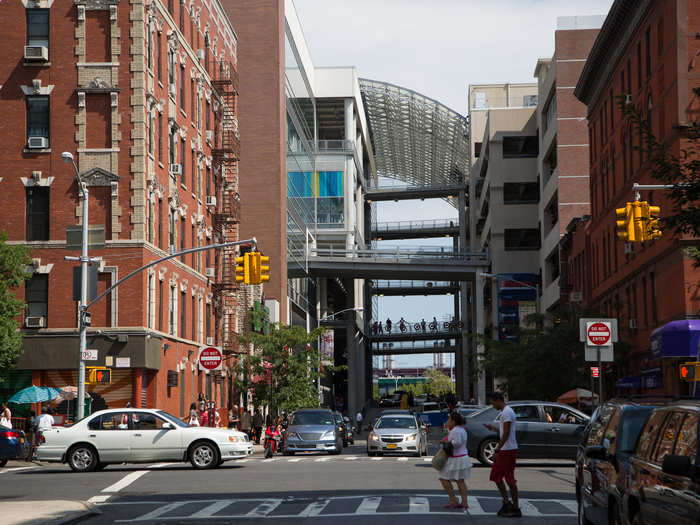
[37,408,253,472]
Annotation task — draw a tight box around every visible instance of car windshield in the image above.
[469,407,497,419]
[618,408,654,453]
[376,417,416,429]
[157,410,189,428]
[291,412,335,426]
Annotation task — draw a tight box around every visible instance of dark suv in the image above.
[624,401,699,525]
[576,399,659,525]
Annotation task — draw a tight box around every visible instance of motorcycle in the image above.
[263,426,282,458]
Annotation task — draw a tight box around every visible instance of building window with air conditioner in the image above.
[26,187,49,241]
[25,274,48,328]
[25,9,49,61]
[26,95,50,149]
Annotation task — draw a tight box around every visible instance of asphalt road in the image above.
[0,438,577,524]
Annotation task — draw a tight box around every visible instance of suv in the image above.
[576,399,659,525]
[624,401,699,525]
[467,401,589,465]
[284,409,343,455]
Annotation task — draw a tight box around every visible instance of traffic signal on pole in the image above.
[249,252,260,284]
[632,201,646,241]
[616,203,635,242]
[680,362,699,382]
[259,255,270,283]
[87,367,111,384]
[235,254,248,283]
[642,202,662,241]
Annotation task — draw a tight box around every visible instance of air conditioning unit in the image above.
[205,267,216,278]
[629,318,638,329]
[625,94,633,106]
[206,130,213,142]
[169,244,177,254]
[197,49,205,61]
[27,136,49,149]
[169,83,177,97]
[624,243,635,255]
[24,45,48,61]
[206,337,214,346]
[169,163,182,176]
[25,316,45,328]
[205,195,216,206]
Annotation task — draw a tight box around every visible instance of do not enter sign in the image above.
[586,322,612,346]
[198,346,223,371]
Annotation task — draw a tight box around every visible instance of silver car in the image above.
[367,414,428,457]
[284,409,343,455]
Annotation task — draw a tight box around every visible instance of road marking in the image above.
[370,457,382,461]
[409,497,429,513]
[423,457,433,462]
[246,500,281,517]
[520,500,542,516]
[314,457,330,462]
[397,457,408,461]
[299,499,330,516]
[559,500,578,513]
[467,496,487,515]
[130,502,188,521]
[190,500,233,518]
[101,470,148,493]
[147,463,177,469]
[356,496,381,514]
[343,456,357,460]
[288,458,303,462]
[235,459,250,463]
[0,466,40,474]
[87,495,112,504]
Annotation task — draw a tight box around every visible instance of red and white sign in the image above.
[198,346,223,371]
[591,367,600,378]
[586,322,612,347]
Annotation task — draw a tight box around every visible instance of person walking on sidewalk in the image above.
[485,392,521,518]
[240,407,252,440]
[252,409,263,445]
[438,411,472,509]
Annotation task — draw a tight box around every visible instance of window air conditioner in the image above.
[205,195,216,206]
[169,244,177,254]
[206,130,213,142]
[25,316,45,328]
[24,45,48,61]
[27,136,49,149]
[629,318,638,329]
[169,163,182,176]
[197,49,205,61]
[206,337,215,346]
[205,267,216,278]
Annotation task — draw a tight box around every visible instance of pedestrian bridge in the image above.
[371,219,459,240]
[368,280,460,296]
[371,340,458,355]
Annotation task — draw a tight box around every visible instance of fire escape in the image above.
[212,59,242,356]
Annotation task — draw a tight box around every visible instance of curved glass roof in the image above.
[359,79,470,188]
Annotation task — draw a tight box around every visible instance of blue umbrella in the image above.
[8,385,63,404]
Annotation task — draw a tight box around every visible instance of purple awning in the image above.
[650,320,700,358]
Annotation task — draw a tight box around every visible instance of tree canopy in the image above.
[0,232,31,376]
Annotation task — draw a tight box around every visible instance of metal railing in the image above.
[372,340,458,352]
[372,219,460,232]
[309,246,488,263]
[316,139,354,153]
[369,280,455,289]
[370,319,465,336]
[365,179,465,191]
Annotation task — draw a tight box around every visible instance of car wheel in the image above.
[189,441,220,469]
[0,458,8,468]
[478,438,498,466]
[578,497,594,525]
[67,444,98,472]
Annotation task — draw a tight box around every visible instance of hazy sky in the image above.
[294,0,614,367]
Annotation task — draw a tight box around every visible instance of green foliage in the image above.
[0,232,31,375]
[423,369,454,395]
[234,324,327,415]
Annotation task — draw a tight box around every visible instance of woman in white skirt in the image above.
[439,411,471,509]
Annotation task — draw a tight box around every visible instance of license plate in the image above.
[316,444,325,449]
[20,438,24,443]
[386,443,397,449]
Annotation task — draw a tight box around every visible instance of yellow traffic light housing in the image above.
[235,255,247,283]
[87,367,111,385]
[680,362,699,382]
[249,252,260,284]
[632,201,645,242]
[616,203,635,242]
[259,255,270,283]
[644,203,662,241]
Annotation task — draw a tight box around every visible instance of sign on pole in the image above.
[82,349,98,361]
[198,346,223,371]
[591,367,600,378]
[586,322,612,346]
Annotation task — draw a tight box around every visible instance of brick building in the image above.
[0,0,257,419]
[570,0,700,396]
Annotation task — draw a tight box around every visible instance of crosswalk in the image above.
[102,494,577,521]
[232,455,437,464]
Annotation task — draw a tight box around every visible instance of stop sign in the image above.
[587,322,612,346]
[198,346,223,371]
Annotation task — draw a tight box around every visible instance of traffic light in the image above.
[87,367,111,384]
[680,362,699,382]
[616,203,635,242]
[259,255,270,283]
[235,254,248,283]
[248,252,260,284]
[641,202,662,241]
[632,201,645,241]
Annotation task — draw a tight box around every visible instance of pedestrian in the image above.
[240,407,252,439]
[0,402,12,429]
[252,409,263,444]
[385,318,392,333]
[421,318,427,333]
[25,411,36,461]
[36,406,54,442]
[438,411,471,509]
[228,406,239,429]
[188,402,200,426]
[485,392,521,517]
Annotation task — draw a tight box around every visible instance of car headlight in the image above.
[405,433,418,441]
[228,435,243,443]
[369,432,379,441]
[321,430,335,440]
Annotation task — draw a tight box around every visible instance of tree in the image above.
[423,369,454,396]
[621,89,700,263]
[0,232,30,377]
[235,324,327,415]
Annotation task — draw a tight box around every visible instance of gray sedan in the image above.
[367,414,428,457]
[466,402,589,465]
[284,409,343,455]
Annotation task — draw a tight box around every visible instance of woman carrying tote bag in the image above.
[438,411,472,509]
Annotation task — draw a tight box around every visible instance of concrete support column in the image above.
[458,189,472,401]
[344,98,356,251]
[475,273,486,404]
[346,282,364,418]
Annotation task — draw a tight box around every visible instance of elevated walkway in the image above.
[371,219,459,240]
[365,183,466,202]
[372,340,457,355]
[368,320,464,342]
[369,280,459,296]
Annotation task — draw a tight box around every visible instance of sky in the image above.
[293,0,615,368]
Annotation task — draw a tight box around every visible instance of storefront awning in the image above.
[616,376,641,389]
[650,319,700,358]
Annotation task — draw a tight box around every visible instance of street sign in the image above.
[591,367,600,378]
[586,322,612,346]
[585,346,614,362]
[87,367,111,384]
[81,349,98,361]
[198,346,223,371]
[579,318,618,343]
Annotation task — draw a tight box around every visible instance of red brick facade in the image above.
[0,0,248,421]
[570,0,700,396]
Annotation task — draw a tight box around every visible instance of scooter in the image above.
[263,426,282,458]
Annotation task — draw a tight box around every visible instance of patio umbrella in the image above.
[557,388,598,405]
[8,385,63,404]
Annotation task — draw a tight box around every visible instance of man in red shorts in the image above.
[485,392,521,518]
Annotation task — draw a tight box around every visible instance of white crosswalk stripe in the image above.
[466,495,487,515]
[299,499,330,516]
[355,496,381,514]
[408,496,429,514]
[246,500,282,517]
[189,500,233,518]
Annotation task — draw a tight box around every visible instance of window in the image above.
[636,42,642,92]
[654,412,684,463]
[25,274,48,320]
[88,412,131,431]
[168,284,176,335]
[26,9,49,49]
[645,27,651,79]
[636,410,668,460]
[191,224,196,268]
[205,100,210,130]
[180,290,186,338]
[132,412,169,430]
[158,279,164,331]
[168,49,175,91]
[512,405,540,422]
[148,111,154,155]
[26,187,49,241]
[157,31,162,81]
[147,273,154,329]
[191,148,196,191]
[523,95,538,107]
[180,216,185,261]
[675,412,698,461]
[205,302,211,340]
[158,112,163,162]
[191,294,196,340]
[147,26,152,71]
[180,64,186,108]
[167,0,173,14]
[180,137,186,184]
[502,136,538,157]
[503,182,539,204]
[474,142,482,158]
[169,129,176,166]
[504,228,540,251]
[191,79,196,118]
[26,96,49,142]
[179,0,184,32]
[168,208,175,248]
[650,272,658,323]
[157,197,163,249]
[204,33,210,72]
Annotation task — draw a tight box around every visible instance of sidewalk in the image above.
[3,500,98,525]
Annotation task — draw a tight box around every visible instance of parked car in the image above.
[624,400,699,525]
[458,405,486,418]
[284,409,343,455]
[36,408,252,472]
[467,401,589,465]
[576,399,659,525]
[367,413,427,457]
[0,427,30,467]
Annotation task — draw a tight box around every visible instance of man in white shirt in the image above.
[36,406,55,433]
[485,392,521,518]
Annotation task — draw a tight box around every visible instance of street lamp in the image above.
[317,307,363,406]
[480,272,540,315]
[61,152,89,420]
